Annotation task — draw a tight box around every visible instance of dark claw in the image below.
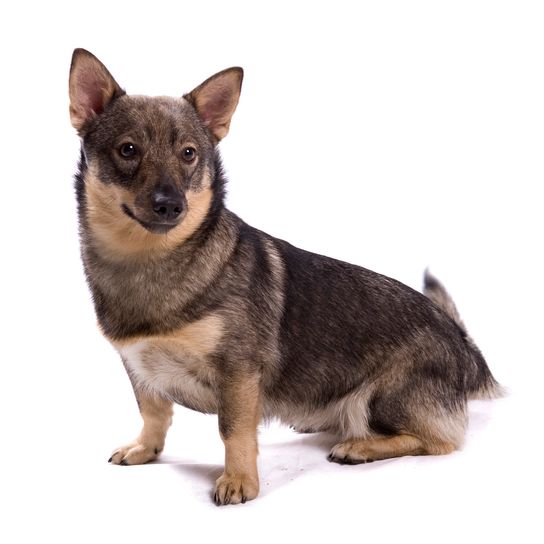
[331,455,348,465]
[119,459,128,466]
[107,457,113,463]
[154,448,159,455]
[214,491,227,506]
[328,453,344,463]
[328,452,372,465]
[241,496,247,504]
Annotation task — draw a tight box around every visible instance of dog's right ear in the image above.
[69,48,125,133]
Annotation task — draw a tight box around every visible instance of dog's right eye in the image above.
[119,143,137,158]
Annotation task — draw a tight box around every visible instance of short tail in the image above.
[423,269,505,399]
[423,269,467,333]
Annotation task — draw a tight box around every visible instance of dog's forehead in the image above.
[111,95,201,133]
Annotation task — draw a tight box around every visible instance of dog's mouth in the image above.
[121,204,180,234]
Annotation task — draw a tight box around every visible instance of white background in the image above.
[1,1,543,542]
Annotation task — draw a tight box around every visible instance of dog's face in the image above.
[69,49,242,250]
[82,94,217,234]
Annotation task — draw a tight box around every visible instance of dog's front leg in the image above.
[214,372,261,506]
[109,390,173,465]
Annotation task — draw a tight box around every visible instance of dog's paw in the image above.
[213,473,259,506]
[327,441,375,465]
[108,441,161,465]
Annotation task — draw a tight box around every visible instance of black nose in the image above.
[151,188,184,221]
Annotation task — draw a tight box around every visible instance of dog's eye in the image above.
[119,143,137,158]
[182,146,196,163]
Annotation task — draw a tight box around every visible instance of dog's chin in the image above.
[121,204,179,234]
[141,221,179,234]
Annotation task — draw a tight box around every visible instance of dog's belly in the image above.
[113,315,223,413]
[262,386,375,439]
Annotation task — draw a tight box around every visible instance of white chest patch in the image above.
[113,315,223,414]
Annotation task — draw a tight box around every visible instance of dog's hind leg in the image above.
[327,378,465,465]
[327,434,455,464]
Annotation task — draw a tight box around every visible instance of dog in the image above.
[69,48,501,506]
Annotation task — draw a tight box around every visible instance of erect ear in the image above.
[69,48,125,133]
[185,67,243,142]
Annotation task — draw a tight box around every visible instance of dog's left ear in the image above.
[185,67,243,142]
[69,48,125,133]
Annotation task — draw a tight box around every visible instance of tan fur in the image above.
[261,237,285,307]
[330,433,455,464]
[109,392,173,465]
[113,313,224,354]
[85,167,213,261]
[214,374,261,505]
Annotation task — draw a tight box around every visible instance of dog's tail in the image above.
[423,269,467,333]
[423,269,504,399]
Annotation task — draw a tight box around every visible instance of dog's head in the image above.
[69,49,242,256]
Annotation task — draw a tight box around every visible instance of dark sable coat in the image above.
[70,48,500,505]
[76,144,498,437]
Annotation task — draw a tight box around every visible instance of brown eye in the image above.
[119,143,137,158]
[182,146,196,163]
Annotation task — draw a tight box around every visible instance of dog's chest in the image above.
[113,315,223,413]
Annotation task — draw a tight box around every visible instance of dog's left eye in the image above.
[182,146,197,163]
[119,143,137,158]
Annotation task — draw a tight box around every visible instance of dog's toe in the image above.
[328,441,374,465]
[213,473,258,506]
[109,441,161,465]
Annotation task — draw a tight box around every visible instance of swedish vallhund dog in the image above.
[69,48,501,506]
